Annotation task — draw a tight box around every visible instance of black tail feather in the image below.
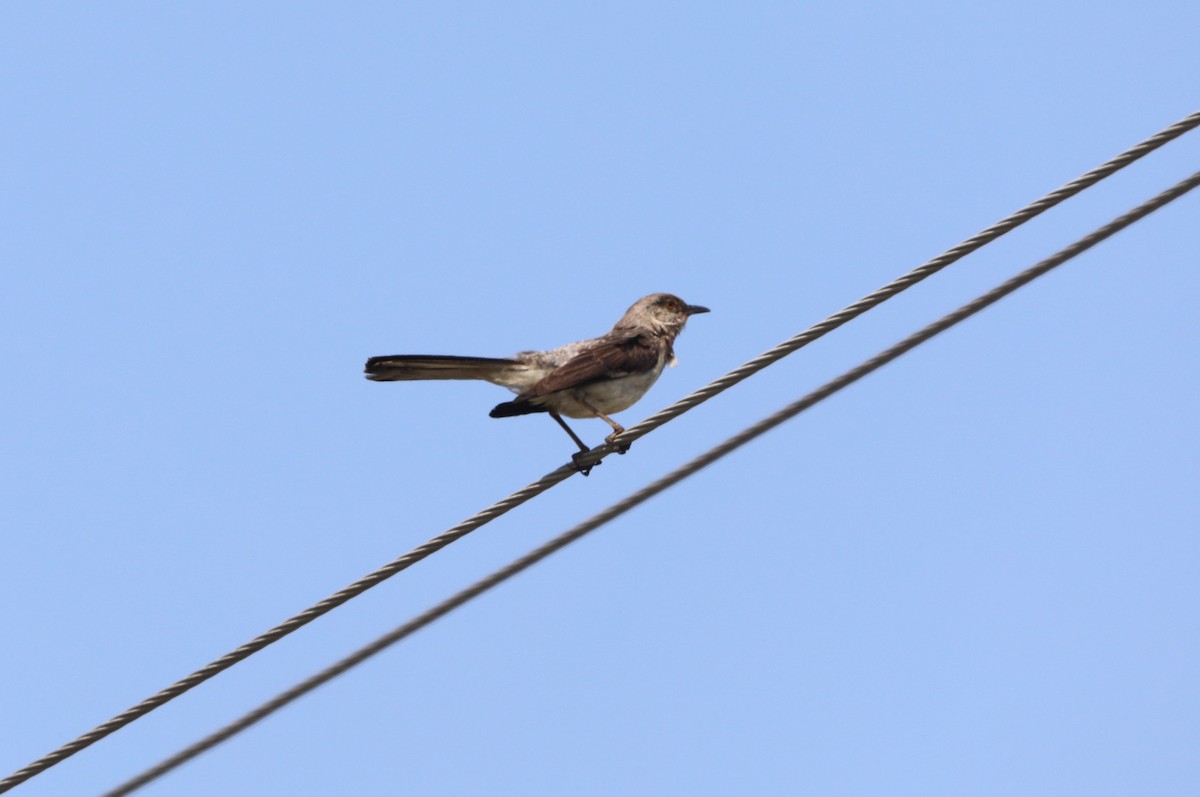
[364,354,519,382]
[489,399,547,418]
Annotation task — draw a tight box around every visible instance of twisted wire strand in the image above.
[586,108,1200,463]
[102,168,1200,797]
[2,110,1196,794]
[0,466,577,794]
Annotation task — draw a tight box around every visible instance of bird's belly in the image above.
[551,368,663,418]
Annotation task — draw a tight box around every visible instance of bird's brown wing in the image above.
[515,333,660,402]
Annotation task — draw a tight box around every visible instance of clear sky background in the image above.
[3,3,1198,795]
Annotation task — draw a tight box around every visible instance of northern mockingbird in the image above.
[365,293,709,465]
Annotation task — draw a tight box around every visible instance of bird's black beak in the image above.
[685,304,710,315]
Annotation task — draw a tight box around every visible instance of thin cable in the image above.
[587,108,1200,464]
[2,112,1196,794]
[102,169,1200,797]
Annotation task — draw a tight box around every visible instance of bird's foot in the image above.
[604,429,630,455]
[571,450,600,476]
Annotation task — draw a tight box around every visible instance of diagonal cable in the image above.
[2,110,1197,794]
[102,168,1200,797]
[589,108,1200,464]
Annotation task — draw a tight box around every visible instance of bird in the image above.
[365,293,709,466]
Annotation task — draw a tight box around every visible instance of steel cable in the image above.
[2,110,1197,793]
[101,168,1200,796]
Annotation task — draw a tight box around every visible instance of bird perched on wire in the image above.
[365,293,709,468]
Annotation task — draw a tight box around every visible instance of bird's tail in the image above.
[364,354,525,385]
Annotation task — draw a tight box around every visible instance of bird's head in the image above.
[616,293,710,338]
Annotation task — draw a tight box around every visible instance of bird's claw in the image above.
[604,431,630,455]
[571,450,600,476]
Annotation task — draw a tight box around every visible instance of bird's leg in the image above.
[549,411,589,452]
[549,411,599,476]
[575,396,629,454]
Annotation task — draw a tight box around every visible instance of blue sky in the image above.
[3,3,1198,795]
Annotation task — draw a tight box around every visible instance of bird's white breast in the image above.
[552,351,668,418]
